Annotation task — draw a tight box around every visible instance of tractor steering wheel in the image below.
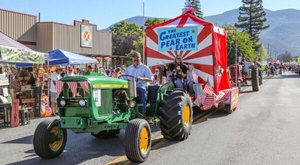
[119,75,139,82]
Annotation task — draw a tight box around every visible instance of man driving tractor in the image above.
[124,51,153,114]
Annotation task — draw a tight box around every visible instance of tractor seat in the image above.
[147,85,159,103]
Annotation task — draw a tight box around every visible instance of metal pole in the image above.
[142,1,146,64]
[235,30,238,87]
[47,54,50,98]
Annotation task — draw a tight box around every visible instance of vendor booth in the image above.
[0,32,45,127]
[16,49,98,118]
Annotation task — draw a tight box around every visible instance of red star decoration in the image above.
[84,32,90,41]
[192,30,195,33]
[169,47,172,51]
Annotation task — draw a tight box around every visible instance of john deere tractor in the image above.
[33,73,193,162]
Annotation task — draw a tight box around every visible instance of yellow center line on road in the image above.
[106,135,165,165]
[106,156,127,165]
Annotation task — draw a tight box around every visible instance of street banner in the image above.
[11,99,19,127]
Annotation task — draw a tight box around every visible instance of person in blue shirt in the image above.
[124,51,153,114]
[187,63,198,96]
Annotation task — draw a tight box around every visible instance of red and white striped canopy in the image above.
[145,12,231,93]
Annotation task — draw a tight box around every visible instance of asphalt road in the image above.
[0,72,299,165]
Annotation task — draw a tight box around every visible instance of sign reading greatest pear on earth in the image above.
[158,26,198,52]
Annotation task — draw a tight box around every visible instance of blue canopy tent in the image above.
[47,49,98,66]
[16,49,98,67]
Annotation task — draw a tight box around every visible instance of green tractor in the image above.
[33,73,193,162]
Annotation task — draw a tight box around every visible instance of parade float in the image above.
[145,10,239,113]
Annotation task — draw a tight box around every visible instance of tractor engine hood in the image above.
[60,75,128,89]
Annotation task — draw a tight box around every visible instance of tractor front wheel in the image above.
[158,90,193,141]
[33,119,67,159]
[125,119,151,163]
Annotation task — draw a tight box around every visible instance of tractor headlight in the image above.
[129,100,136,108]
[79,99,86,107]
[60,100,66,107]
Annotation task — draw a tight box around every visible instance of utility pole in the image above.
[235,30,238,87]
[142,1,146,64]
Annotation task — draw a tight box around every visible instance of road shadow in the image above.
[208,110,230,119]
[282,74,300,79]
[240,90,258,94]
[263,76,284,79]
[192,107,214,125]
[6,131,127,165]
[103,135,179,165]
[4,124,163,165]
[2,135,33,144]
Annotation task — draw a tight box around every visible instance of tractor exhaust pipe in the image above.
[128,77,137,98]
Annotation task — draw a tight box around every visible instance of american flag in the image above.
[56,81,64,96]
[79,82,89,93]
[203,84,215,96]
[67,82,78,97]
[204,94,216,106]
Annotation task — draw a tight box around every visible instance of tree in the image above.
[144,18,164,27]
[110,21,143,55]
[277,51,293,62]
[235,0,269,51]
[224,26,255,65]
[183,0,204,19]
[255,45,268,61]
[131,18,165,56]
[133,36,143,56]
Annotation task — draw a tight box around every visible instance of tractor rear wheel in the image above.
[251,68,259,92]
[91,130,119,139]
[33,119,67,159]
[125,119,151,163]
[158,90,193,141]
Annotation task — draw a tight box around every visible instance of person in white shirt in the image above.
[66,67,75,77]
[50,67,62,116]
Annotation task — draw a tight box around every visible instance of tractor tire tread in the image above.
[33,119,67,159]
[158,90,193,141]
[125,119,151,163]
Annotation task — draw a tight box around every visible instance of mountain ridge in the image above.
[107,8,300,57]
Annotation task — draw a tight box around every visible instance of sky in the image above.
[0,0,300,29]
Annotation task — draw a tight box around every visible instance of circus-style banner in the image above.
[145,12,231,94]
